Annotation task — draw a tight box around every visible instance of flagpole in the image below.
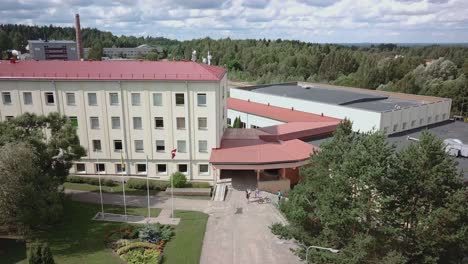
[97,156,104,218]
[146,155,150,220]
[121,153,127,219]
[171,149,176,218]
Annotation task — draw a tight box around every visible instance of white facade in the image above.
[229,87,451,135]
[0,76,228,182]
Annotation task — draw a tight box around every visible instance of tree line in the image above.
[1,24,467,115]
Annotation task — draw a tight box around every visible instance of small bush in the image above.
[27,241,55,264]
[116,241,157,255]
[170,172,187,188]
[269,223,293,240]
[123,248,160,264]
[127,179,169,191]
[110,239,131,250]
[138,223,174,244]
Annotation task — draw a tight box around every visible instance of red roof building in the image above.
[0,60,226,81]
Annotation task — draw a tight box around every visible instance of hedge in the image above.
[66,176,117,187]
[187,182,212,188]
[126,179,169,191]
[116,241,158,255]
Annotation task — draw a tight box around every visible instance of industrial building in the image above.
[27,40,78,61]
[84,45,161,59]
[0,60,227,182]
[229,82,451,135]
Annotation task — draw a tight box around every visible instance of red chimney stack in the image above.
[75,14,83,60]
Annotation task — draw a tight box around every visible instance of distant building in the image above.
[84,44,162,59]
[28,40,78,61]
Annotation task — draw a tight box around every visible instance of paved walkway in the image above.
[66,187,300,264]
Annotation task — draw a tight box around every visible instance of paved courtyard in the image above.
[66,180,300,264]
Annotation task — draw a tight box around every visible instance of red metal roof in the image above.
[0,60,226,81]
[227,98,340,123]
[259,121,340,141]
[210,129,318,165]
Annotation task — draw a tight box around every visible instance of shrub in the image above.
[123,248,160,264]
[66,176,116,187]
[27,241,55,264]
[186,182,211,188]
[116,241,157,255]
[110,239,131,250]
[126,179,169,191]
[170,172,187,188]
[138,223,174,244]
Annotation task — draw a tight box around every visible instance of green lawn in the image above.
[63,182,160,196]
[0,200,208,264]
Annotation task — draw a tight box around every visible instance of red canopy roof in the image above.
[259,121,340,141]
[228,97,340,123]
[0,60,226,81]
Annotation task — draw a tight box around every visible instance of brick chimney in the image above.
[75,14,83,60]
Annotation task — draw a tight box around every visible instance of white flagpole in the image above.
[97,156,104,218]
[146,155,150,220]
[122,155,127,219]
[171,149,175,218]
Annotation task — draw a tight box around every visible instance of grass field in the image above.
[0,199,208,264]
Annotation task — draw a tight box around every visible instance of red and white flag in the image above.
[171,149,177,159]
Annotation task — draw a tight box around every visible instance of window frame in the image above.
[115,163,126,173]
[198,117,207,130]
[76,163,86,173]
[113,140,123,152]
[199,164,209,175]
[2,92,12,105]
[92,139,102,152]
[136,163,147,174]
[95,163,106,174]
[69,116,78,128]
[23,92,33,105]
[155,117,164,129]
[178,164,188,174]
[131,93,141,106]
[198,140,208,153]
[90,117,100,129]
[66,92,76,106]
[175,93,185,106]
[176,117,186,130]
[133,117,143,130]
[153,93,163,106]
[177,140,187,153]
[156,164,167,175]
[111,116,121,129]
[197,93,207,106]
[109,93,119,106]
[156,140,165,152]
[88,93,98,106]
[134,140,144,152]
[45,92,55,105]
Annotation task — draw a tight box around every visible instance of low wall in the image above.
[165,188,212,196]
[258,179,290,195]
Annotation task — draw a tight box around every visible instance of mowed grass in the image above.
[0,200,208,264]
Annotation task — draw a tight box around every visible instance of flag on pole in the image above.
[171,149,177,159]
[145,155,150,220]
[120,152,126,171]
[170,149,176,218]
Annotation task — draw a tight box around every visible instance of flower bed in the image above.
[104,223,174,264]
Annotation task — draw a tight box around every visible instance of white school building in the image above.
[0,60,227,182]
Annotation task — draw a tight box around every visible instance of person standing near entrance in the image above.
[277,190,282,203]
[246,189,250,204]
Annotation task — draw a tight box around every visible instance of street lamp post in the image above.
[305,245,339,263]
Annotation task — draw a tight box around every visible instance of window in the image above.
[110,93,119,105]
[45,92,55,104]
[177,140,187,153]
[92,140,102,152]
[393,124,398,132]
[427,116,432,123]
[227,118,231,125]
[411,120,416,127]
[114,140,123,151]
[420,118,424,125]
[131,93,141,106]
[23,92,33,105]
[251,125,259,129]
[435,115,439,122]
[134,140,144,152]
[66,93,75,105]
[199,164,209,175]
[198,117,207,130]
[178,164,188,174]
[69,116,78,128]
[175,93,184,106]
[153,93,162,106]
[116,164,125,173]
[402,122,407,130]
[155,117,164,129]
[111,117,121,129]
[133,117,142,129]
[176,117,185,130]
[136,164,147,174]
[156,164,167,175]
[197,93,206,106]
[95,163,105,173]
[88,93,97,106]
[90,117,100,129]
[156,140,165,152]
[76,163,86,173]
[199,140,208,153]
[2,92,12,104]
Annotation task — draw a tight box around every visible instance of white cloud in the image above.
[0,0,467,43]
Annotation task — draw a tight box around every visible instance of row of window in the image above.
[2,91,208,107]
[92,139,208,153]
[383,113,447,133]
[70,116,208,130]
[76,163,210,175]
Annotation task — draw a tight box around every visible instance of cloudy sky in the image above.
[1,0,468,43]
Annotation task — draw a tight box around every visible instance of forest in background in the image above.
[1,24,467,116]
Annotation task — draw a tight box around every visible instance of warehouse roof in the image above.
[228,98,340,123]
[246,84,430,112]
[0,60,226,81]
